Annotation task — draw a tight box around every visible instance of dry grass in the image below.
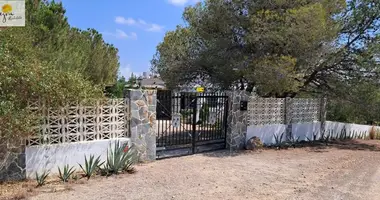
[0,175,84,200]
[0,169,137,200]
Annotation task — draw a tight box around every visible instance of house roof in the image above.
[140,78,165,87]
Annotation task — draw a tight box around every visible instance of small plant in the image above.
[320,130,331,145]
[58,164,76,183]
[273,132,285,149]
[101,141,137,176]
[72,174,79,181]
[35,171,50,187]
[286,135,300,148]
[79,155,104,180]
[306,132,318,144]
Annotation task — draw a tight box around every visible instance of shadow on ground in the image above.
[199,139,380,158]
[310,139,380,152]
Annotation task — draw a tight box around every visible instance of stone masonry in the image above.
[0,141,26,182]
[226,90,250,151]
[126,89,157,161]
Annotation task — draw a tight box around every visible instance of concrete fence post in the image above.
[285,97,293,139]
[319,96,327,135]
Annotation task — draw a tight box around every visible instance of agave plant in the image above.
[35,171,50,187]
[79,155,104,180]
[320,130,331,145]
[306,132,318,144]
[101,141,136,176]
[286,135,300,148]
[273,132,285,149]
[58,164,75,183]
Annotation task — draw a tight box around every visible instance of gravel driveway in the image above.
[28,140,380,200]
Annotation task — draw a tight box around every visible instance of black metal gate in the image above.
[156,90,229,158]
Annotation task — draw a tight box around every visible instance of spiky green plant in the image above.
[58,164,75,183]
[101,141,136,176]
[35,171,50,187]
[320,130,331,145]
[287,135,300,148]
[306,132,318,144]
[79,155,104,180]
[273,132,285,149]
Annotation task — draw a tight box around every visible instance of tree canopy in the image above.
[152,0,380,98]
[0,0,120,141]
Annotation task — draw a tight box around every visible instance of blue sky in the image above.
[62,0,200,78]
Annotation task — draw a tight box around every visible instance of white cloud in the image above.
[115,17,136,25]
[167,0,200,6]
[119,64,132,79]
[103,30,137,40]
[146,24,164,32]
[115,16,164,32]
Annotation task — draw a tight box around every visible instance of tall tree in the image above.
[0,0,119,141]
[152,0,380,97]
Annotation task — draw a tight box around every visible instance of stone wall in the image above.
[127,89,157,161]
[226,90,250,151]
[0,142,26,182]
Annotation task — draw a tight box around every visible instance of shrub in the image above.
[100,141,137,176]
[58,164,75,183]
[286,135,300,148]
[79,155,104,180]
[35,171,50,187]
[273,132,285,149]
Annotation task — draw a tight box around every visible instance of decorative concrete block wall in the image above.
[0,142,26,182]
[226,90,250,150]
[127,89,157,161]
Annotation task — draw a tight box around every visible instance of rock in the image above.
[245,136,263,150]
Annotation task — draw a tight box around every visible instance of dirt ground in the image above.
[2,139,380,200]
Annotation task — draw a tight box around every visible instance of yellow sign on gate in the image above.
[196,87,204,93]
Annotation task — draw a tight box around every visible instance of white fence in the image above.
[247,120,377,145]
[26,99,130,146]
[247,96,325,144]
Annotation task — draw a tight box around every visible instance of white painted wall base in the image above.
[26,138,130,178]
[247,121,379,145]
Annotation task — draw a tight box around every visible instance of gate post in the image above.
[126,89,157,161]
[285,97,293,139]
[226,90,250,151]
[319,96,327,136]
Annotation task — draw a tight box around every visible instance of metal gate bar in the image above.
[156,90,229,158]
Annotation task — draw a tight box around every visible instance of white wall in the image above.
[324,121,377,138]
[292,122,321,141]
[26,138,130,178]
[247,124,286,144]
[246,121,379,145]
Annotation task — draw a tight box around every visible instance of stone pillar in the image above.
[226,90,250,151]
[126,89,157,161]
[0,141,26,181]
